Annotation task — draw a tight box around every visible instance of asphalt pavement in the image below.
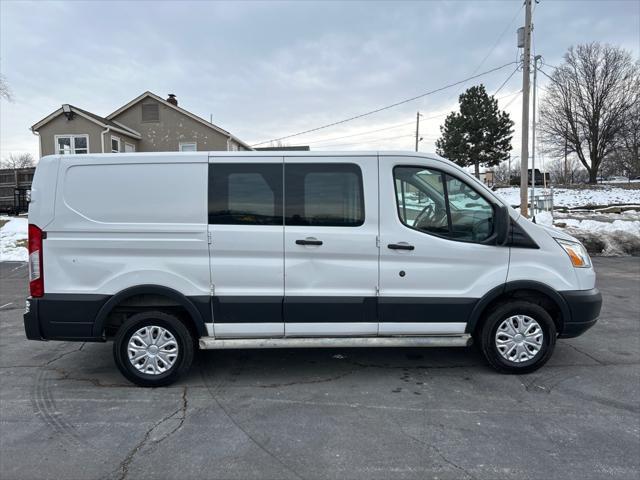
[0,258,638,480]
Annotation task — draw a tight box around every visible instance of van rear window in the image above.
[208,163,283,225]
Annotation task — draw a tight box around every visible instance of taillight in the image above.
[28,224,44,298]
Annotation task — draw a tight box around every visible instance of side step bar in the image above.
[199,335,472,350]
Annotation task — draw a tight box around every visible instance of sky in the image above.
[1,0,639,164]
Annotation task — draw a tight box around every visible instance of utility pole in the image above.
[530,54,541,217]
[415,111,422,152]
[519,0,532,217]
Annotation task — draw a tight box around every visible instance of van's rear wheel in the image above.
[114,311,194,387]
[479,301,556,374]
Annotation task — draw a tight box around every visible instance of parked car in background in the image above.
[510,168,550,186]
[24,151,601,386]
[606,176,629,183]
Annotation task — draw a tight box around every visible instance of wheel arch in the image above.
[467,280,570,335]
[92,285,208,338]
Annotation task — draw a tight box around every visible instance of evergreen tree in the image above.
[436,85,514,178]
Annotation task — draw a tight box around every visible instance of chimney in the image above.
[167,94,178,106]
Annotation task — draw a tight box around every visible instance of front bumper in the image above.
[559,288,602,338]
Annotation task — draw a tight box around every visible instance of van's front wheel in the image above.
[113,311,194,387]
[479,301,556,374]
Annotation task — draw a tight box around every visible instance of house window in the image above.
[111,136,121,153]
[179,142,197,152]
[125,142,136,152]
[141,103,159,122]
[55,135,89,155]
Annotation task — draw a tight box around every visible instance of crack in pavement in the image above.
[200,359,304,480]
[113,386,188,480]
[387,415,479,480]
[45,343,86,365]
[564,342,607,365]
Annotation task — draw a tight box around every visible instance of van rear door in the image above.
[208,155,285,338]
[283,156,379,336]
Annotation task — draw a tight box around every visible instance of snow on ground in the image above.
[531,210,640,256]
[0,216,28,262]
[495,186,640,208]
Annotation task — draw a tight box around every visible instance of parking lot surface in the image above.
[1,258,639,480]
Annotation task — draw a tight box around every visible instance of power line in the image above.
[314,133,421,149]
[251,61,518,147]
[301,110,456,145]
[471,1,525,75]
[538,67,561,86]
[305,90,524,146]
[302,120,415,146]
[493,63,522,95]
[501,89,523,109]
[541,61,559,71]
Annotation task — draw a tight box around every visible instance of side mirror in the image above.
[494,205,510,246]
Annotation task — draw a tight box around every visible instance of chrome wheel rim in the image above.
[495,315,544,363]
[127,326,179,375]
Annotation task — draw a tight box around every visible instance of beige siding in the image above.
[38,115,104,156]
[110,98,230,152]
[102,131,139,153]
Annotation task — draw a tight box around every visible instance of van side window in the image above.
[209,163,283,225]
[285,163,364,226]
[394,167,494,242]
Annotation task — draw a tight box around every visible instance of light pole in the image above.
[415,111,423,152]
[531,54,542,217]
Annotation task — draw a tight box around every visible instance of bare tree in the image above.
[492,158,519,186]
[616,98,640,177]
[547,155,585,184]
[0,74,12,101]
[538,43,639,183]
[1,153,35,169]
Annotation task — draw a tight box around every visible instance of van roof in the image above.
[43,150,444,159]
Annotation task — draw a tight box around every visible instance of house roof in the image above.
[106,91,252,150]
[255,146,310,151]
[31,105,142,139]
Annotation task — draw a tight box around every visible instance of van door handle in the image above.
[296,238,323,246]
[387,243,414,251]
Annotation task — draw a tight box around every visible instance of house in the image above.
[31,91,252,157]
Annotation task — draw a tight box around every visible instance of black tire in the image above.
[479,301,556,374]
[113,311,194,387]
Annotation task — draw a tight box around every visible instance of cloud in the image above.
[1,0,638,160]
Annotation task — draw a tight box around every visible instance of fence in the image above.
[0,167,35,214]
[530,188,554,215]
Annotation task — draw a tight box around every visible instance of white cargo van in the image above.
[24,152,601,386]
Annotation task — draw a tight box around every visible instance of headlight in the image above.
[555,238,591,268]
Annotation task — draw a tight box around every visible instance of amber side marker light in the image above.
[555,238,591,268]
